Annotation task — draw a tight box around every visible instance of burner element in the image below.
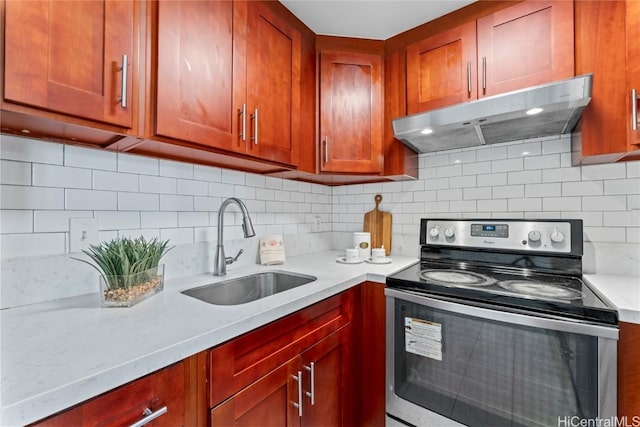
[418,269,496,287]
[497,280,583,301]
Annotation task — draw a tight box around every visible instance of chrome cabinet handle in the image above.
[323,136,329,164]
[632,89,638,131]
[128,406,167,427]
[467,61,472,96]
[238,104,247,141]
[251,108,259,145]
[292,371,303,417]
[304,362,315,405]
[482,56,487,93]
[119,54,128,108]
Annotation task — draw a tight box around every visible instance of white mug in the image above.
[371,248,386,261]
[345,248,360,262]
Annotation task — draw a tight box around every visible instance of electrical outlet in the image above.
[312,215,322,233]
[70,218,98,253]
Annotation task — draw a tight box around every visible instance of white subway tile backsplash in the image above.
[245,173,266,188]
[117,153,158,175]
[462,161,492,176]
[477,146,507,162]
[543,197,581,211]
[492,185,524,199]
[507,198,541,211]
[118,192,158,211]
[34,210,92,232]
[561,211,602,227]
[542,167,581,183]
[450,200,476,212]
[118,228,160,241]
[194,196,222,212]
[508,170,541,185]
[265,176,283,190]
[477,199,507,212]
[463,187,492,200]
[0,135,63,164]
[423,153,450,167]
[414,191,437,202]
[604,178,640,195]
[581,163,627,181]
[33,164,92,189]
[209,182,234,198]
[492,158,523,173]
[221,169,245,185]
[2,185,64,210]
[525,183,561,198]
[629,195,640,210]
[66,189,117,210]
[450,175,476,188]
[93,170,138,192]
[1,160,31,185]
[160,194,193,212]
[159,159,193,179]
[1,233,65,259]
[582,195,627,211]
[627,161,640,178]
[524,154,560,170]
[562,181,603,196]
[508,141,541,158]
[65,145,116,171]
[424,178,449,191]
[584,227,627,243]
[140,175,177,194]
[140,212,178,228]
[1,210,33,234]
[449,150,477,164]
[436,164,462,178]
[603,211,640,227]
[234,185,256,200]
[159,228,194,245]
[477,172,507,187]
[178,212,209,228]
[177,179,208,196]
[541,137,571,154]
[95,211,141,230]
[194,164,222,182]
[437,189,462,201]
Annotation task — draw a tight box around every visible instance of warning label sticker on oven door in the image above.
[405,317,442,361]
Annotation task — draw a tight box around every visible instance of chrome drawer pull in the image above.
[128,406,167,427]
[304,362,315,405]
[251,108,259,145]
[292,371,303,416]
[239,103,247,141]
[467,61,472,96]
[632,89,638,131]
[119,54,128,108]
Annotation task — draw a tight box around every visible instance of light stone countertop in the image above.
[0,251,418,426]
[584,274,640,324]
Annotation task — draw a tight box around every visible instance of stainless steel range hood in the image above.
[392,74,593,153]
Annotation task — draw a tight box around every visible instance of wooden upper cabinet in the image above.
[406,0,574,114]
[477,0,574,98]
[319,51,383,173]
[155,0,242,153]
[244,1,301,166]
[627,0,640,149]
[4,0,135,128]
[406,21,477,114]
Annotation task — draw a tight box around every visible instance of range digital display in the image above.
[471,223,509,238]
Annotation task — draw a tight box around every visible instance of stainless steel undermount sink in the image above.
[181,271,317,306]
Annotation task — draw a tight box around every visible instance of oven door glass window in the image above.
[394,299,598,427]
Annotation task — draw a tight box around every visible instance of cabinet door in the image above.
[477,1,574,98]
[627,0,640,148]
[245,1,301,166]
[406,21,477,114]
[155,1,243,153]
[301,326,354,427]
[618,322,640,418]
[211,357,302,427]
[4,0,134,128]
[319,51,382,173]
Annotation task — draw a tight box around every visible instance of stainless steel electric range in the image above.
[385,218,618,427]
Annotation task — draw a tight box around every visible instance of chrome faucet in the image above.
[214,198,256,276]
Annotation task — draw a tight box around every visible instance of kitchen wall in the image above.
[0,135,333,308]
[333,134,640,276]
[1,133,639,309]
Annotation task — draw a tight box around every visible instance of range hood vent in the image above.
[392,74,593,153]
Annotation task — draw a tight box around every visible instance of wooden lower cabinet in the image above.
[30,359,194,427]
[618,321,640,418]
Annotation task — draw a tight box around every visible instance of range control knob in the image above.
[429,227,439,238]
[444,228,455,238]
[551,230,565,244]
[527,230,542,243]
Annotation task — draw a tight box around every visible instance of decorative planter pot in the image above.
[99,265,164,307]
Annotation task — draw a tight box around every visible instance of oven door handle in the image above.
[385,288,618,340]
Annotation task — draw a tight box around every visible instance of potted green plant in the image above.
[74,236,172,307]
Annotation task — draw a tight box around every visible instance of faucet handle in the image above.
[225,249,244,265]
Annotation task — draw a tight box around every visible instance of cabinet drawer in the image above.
[209,289,355,407]
[31,362,186,427]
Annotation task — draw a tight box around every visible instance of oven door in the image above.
[385,288,618,427]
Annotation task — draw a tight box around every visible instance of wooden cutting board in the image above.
[363,194,392,256]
